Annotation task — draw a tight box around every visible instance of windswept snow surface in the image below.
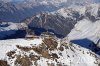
[0,22,27,39]
[0,37,99,66]
[0,22,27,31]
[67,19,100,47]
[0,38,42,59]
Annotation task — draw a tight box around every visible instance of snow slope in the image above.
[0,37,99,66]
[0,38,42,59]
[0,22,27,40]
[67,19,100,47]
[0,22,27,31]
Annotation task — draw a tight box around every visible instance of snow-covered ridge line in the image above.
[52,3,100,19]
[0,22,27,31]
[0,22,28,40]
[0,37,99,66]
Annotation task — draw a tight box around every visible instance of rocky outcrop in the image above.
[0,35,99,66]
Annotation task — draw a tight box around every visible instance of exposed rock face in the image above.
[22,13,77,38]
[0,60,9,66]
[20,4,100,38]
[15,55,32,66]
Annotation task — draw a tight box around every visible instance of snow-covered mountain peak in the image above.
[54,3,100,17]
[53,6,86,18]
[85,4,100,16]
[0,1,100,66]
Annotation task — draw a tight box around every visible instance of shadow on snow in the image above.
[71,38,100,55]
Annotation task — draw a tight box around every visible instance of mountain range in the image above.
[0,0,100,66]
